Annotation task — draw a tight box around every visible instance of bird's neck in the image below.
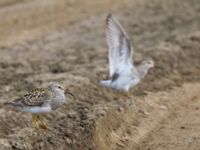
[55,91,65,101]
[137,64,149,79]
[51,91,65,110]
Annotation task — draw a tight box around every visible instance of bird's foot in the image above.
[128,97,138,111]
[32,115,49,131]
[37,121,49,130]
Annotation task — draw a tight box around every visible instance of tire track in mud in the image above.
[94,82,200,150]
[140,84,200,150]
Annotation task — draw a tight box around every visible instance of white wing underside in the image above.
[106,14,137,77]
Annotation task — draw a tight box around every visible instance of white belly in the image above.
[111,76,140,91]
[19,105,52,114]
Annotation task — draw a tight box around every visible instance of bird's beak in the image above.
[65,90,75,98]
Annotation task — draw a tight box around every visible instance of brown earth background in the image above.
[0,0,200,149]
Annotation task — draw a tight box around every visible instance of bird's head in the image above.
[142,59,154,69]
[49,83,65,93]
[137,58,154,79]
[49,83,75,98]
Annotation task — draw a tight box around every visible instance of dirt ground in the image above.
[0,0,200,149]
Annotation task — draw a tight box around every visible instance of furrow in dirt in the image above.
[94,82,200,150]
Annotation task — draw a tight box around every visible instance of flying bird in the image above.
[100,14,154,100]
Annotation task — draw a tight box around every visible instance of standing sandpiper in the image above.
[4,83,73,129]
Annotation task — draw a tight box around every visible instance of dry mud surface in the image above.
[0,0,200,149]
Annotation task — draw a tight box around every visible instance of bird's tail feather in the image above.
[3,102,22,107]
[100,80,111,87]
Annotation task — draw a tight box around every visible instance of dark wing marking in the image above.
[106,14,134,77]
[111,72,119,82]
[14,88,52,106]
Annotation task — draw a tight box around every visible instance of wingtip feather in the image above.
[106,13,113,23]
[3,102,13,106]
[3,101,21,107]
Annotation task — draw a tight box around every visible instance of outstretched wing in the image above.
[14,88,52,106]
[106,14,135,77]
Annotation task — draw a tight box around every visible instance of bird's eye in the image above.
[58,86,62,89]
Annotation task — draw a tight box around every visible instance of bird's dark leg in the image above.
[32,114,49,130]
[128,91,137,110]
